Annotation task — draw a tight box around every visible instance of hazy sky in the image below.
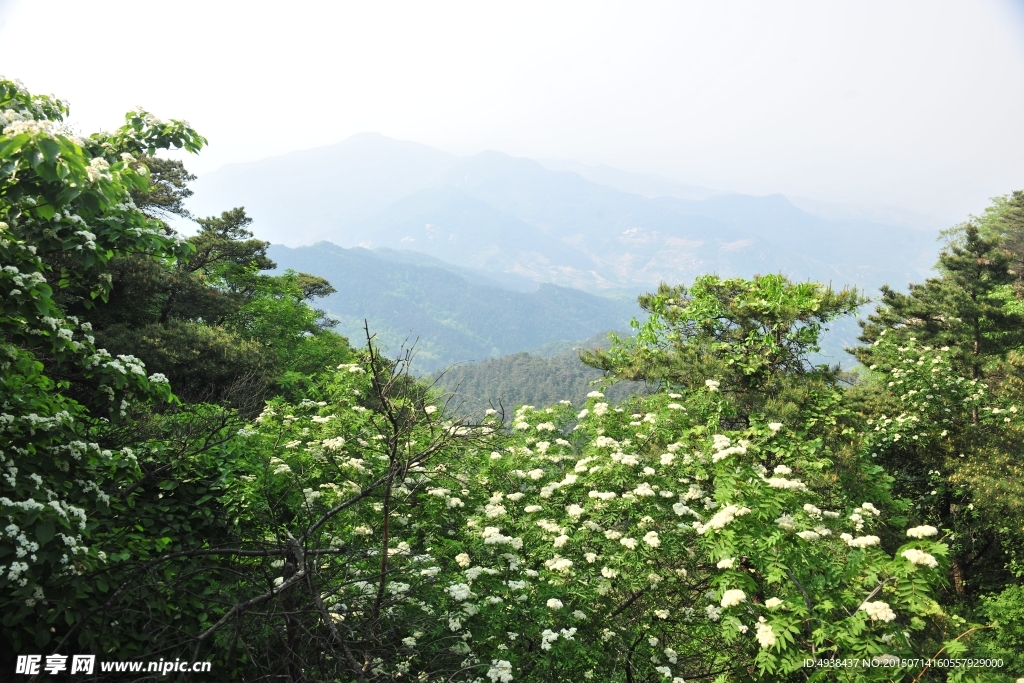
[1,0,1022,221]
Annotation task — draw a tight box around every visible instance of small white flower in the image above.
[547,598,563,610]
[716,557,735,569]
[764,597,783,609]
[424,405,437,414]
[455,553,471,567]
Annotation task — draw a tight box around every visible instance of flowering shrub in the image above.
[0,77,204,650]
[419,382,965,681]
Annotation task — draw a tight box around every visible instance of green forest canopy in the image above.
[2,78,1024,682]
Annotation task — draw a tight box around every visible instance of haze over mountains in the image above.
[188,133,943,298]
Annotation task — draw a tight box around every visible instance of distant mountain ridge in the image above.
[189,133,942,296]
[268,243,640,372]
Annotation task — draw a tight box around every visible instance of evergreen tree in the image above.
[855,225,1023,381]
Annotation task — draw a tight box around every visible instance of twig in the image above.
[910,624,991,683]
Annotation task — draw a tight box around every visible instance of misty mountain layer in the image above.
[191,133,942,296]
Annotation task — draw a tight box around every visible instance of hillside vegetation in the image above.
[432,333,649,413]
[3,80,1024,682]
[269,242,640,371]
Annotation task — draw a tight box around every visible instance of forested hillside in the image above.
[269,242,639,371]
[432,333,649,412]
[3,79,1024,683]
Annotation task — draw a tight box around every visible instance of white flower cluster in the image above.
[539,473,577,498]
[446,583,474,601]
[755,617,777,648]
[720,589,746,608]
[487,659,513,682]
[544,557,573,573]
[906,525,938,539]
[860,600,897,622]
[901,548,938,568]
[843,535,880,548]
[2,117,56,137]
[482,526,522,548]
[336,363,366,374]
[711,435,747,463]
[269,457,292,475]
[694,504,751,535]
[766,476,807,491]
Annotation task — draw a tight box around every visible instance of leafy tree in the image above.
[130,156,197,221]
[849,201,1024,665]
[75,206,351,405]
[0,77,203,657]
[0,79,354,672]
[582,274,864,426]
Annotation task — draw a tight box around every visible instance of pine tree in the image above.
[856,225,1023,381]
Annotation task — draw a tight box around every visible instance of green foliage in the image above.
[583,274,864,424]
[433,333,648,414]
[0,77,200,655]
[975,585,1024,674]
[855,226,1023,380]
[79,207,351,405]
[0,78,350,671]
[969,190,1024,276]
[846,197,1024,679]
[3,76,1021,682]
